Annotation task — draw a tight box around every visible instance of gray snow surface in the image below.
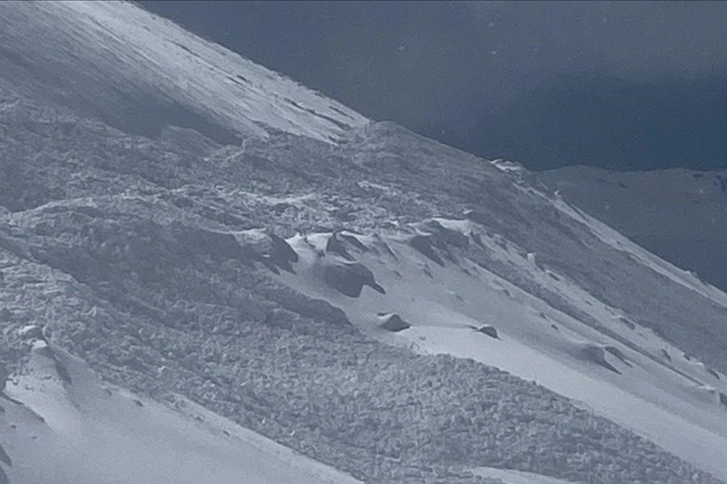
[1,2,727,484]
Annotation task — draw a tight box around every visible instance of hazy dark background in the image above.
[139,1,727,172]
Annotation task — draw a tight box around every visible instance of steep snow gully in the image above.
[1,2,727,484]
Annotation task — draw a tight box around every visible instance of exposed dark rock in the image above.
[322,263,385,298]
[720,392,727,407]
[379,314,411,332]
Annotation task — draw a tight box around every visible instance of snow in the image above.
[473,466,576,484]
[1,1,727,481]
[490,159,525,173]
[277,225,727,481]
[0,342,362,484]
[0,1,368,144]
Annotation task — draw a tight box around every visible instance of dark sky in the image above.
[139,1,727,171]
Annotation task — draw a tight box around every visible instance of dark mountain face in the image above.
[539,166,727,293]
[138,1,727,173]
[436,76,727,171]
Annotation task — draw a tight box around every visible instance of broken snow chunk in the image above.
[31,339,51,353]
[581,344,621,374]
[0,443,11,467]
[322,263,385,298]
[325,232,355,261]
[604,346,631,367]
[490,158,524,172]
[706,366,721,380]
[378,314,411,332]
[339,232,368,252]
[410,235,445,266]
[617,317,636,330]
[18,325,44,341]
[269,234,299,273]
[471,325,499,339]
[470,231,486,249]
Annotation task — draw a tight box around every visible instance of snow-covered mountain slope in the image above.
[0,1,367,145]
[2,2,727,483]
[2,116,724,484]
[539,166,727,292]
[0,336,362,484]
[276,221,727,480]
